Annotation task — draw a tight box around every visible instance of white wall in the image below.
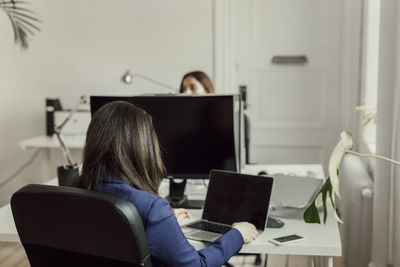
[0,0,213,201]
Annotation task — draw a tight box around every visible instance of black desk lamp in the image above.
[55,95,88,186]
[121,70,177,92]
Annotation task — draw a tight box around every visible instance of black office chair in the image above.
[11,184,151,267]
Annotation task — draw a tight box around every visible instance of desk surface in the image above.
[18,135,85,150]
[0,164,341,257]
[185,208,341,256]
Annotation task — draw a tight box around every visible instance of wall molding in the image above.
[250,69,328,130]
[339,0,363,144]
[213,0,235,94]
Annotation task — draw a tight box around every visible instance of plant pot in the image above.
[57,165,79,187]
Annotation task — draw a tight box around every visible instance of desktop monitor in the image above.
[90,94,243,208]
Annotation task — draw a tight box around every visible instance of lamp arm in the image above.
[54,95,88,166]
[54,130,74,166]
[135,73,177,91]
[55,95,88,132]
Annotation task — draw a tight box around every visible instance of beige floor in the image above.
[0,242,29,267]
[227,254,345,267]
[0,242,345,267]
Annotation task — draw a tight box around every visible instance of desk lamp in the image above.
[121,70,177,92]
[55,95,88,186]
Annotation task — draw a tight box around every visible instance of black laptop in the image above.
[181,169,274,242]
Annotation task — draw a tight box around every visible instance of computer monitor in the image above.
[90,94,242,208]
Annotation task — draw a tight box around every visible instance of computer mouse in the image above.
[258,170,268,176]
[267,217,285,228]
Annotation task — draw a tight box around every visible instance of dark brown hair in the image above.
[76,101,165,196]
[179,71,215,93]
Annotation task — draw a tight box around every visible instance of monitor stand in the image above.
[165,179,204,209]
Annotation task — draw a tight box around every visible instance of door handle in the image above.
[271,55,308,64]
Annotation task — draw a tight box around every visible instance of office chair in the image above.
[11,184,152,267]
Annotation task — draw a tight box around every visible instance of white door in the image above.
[232,0,342,168]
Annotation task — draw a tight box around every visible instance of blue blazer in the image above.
[95,173,244,267]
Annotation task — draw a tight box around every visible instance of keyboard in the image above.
[188,221,231,234]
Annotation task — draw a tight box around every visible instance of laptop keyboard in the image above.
[189,221,231,234]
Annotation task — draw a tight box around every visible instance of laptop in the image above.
[181,169,274,242]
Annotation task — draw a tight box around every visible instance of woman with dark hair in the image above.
[75,101,259,266]
[180,71,215,94]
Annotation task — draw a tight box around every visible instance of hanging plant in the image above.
[304,131,400,224]
[0,0,41,49]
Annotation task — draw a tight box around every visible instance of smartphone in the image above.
[269,234,305,246]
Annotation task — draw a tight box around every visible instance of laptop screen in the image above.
[202,170,274,230]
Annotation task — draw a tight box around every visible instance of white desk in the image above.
[0,205,19,243]
[242,164,324,178]
[18,135,85,150]
[0,165,341,266]
[184,208,340,256]
[158,165,340,257]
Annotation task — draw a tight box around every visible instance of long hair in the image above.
[179,71,215,93]
[77,101,165,196]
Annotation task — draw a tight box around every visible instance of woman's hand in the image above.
[173,208,191,221]
[232,222,259,243]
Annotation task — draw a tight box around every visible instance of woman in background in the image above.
[180,71,215,94]
[75,101,259,267]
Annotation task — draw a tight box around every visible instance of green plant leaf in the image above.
[304,179,327,224]
[0,0,40,49]
[16,24,28,48]
[1,1,30,5]
[7,10,41,23]
[303,177,338,224]
[6,12,20,44]
[1,6,35,13]
[328,175,335,208]
[12,15,41,31]
[303,200,321,224]
[328,182,343,224]
[16,21,34,35]
[328,131,353,198]
[315,192,323,208]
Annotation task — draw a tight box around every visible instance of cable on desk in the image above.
[0,149,40,188]
[202,179,208,189]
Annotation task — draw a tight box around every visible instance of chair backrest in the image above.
[11,184,152,267]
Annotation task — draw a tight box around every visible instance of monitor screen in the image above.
[90,95,240,179]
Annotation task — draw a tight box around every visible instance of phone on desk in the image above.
[269,234,305,246]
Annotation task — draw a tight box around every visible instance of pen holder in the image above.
[57,164,79,187]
